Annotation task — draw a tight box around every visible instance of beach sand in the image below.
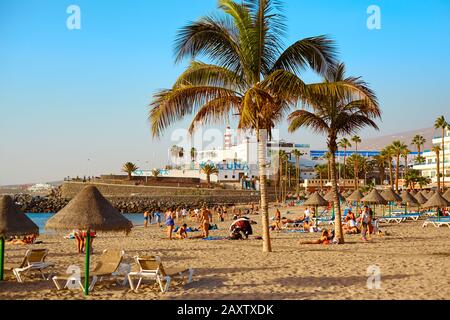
[0,206,449,300]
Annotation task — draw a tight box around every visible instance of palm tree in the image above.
[435,116,448,191]
[338,138,352,189]
[148,0,345,252]
[201,164,219,186]
[411,135,426,163]
[190,147,197,162]
[373,154,387,186]
[381,146,394,189]
[152,169,161,178]
[315,164,328,190]
[291,149,303,196]
[324,152,332,180]
[432,145,441,192]
[278,150,288,203]
[390,140,408,192]
[351,135,362,189]
[402,147,411,176]
[288,63,380,244]
[122,162,139,180]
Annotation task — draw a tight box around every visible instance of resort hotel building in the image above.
[413,127,450,189]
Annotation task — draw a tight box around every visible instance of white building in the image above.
[136,127,317,183]
[413,127,450,188]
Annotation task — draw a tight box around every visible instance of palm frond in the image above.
[288,109,329,134]
[149,86,239,137]
[272,35,337,76]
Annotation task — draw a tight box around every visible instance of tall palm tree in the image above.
[435,116,448,191]
[291,149,303,196]
[324,152,332,179]
[338,138,352,189]
[373,154,387,186]
[288,63,380,244]
[402,147,411,176]
[351,135,362,189]
[381,146,394,189]
[201,164,219,186]
[152,169,161,178]
[122,162,139,180]
[432,145,441,192]
[190,147,197,162]
[148,0,347,252]
[278,150,288,202]
[411,135,426,162]
[390,140,408,192]
[315,165,328,190]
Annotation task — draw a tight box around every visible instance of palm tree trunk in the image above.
[380,165,385,185]
[343,149,347,190]
[207,174,211,186]
[395,155,400,192]
[257,129,271,253]
[442,130,445,192]
[354,143,359,189]
[436,154,441,192]
[389,160,394,189]
[330,151,344,244]
[295,157,300,196]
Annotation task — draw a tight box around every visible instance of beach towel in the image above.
[202,236,227,241]
[284,229,308,233]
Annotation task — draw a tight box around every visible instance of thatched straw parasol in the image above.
[0,195,39,281]
[45,185,132,295]
[381,188,402,202]
[347,190,364,202]
[304,192,328,207]
[304,192,328,225]
[400,190,419,215]
[443,189,450,202]
[414,192,428,205]
[424,190,435,200]
[361,189,387,217]
[422,192,449,221]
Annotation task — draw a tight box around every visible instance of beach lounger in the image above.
[422,217,450,228]
[52,249,126,291]
[4,248,54,283]
[127,256,193,293]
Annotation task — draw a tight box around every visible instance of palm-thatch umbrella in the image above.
[346,190,364,217]
[304,192,328,225]
[381,188,402,216]
[422,192,449,221]
[0,195,39,281]
[414,192,428,205]
[424,190,435,200]
[443,189,450,202]
[360,189,387,218]
[400,191,419,215]
[45,185,132,295]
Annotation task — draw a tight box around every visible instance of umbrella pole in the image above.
[84,231,91,296]
[0,237,4,281]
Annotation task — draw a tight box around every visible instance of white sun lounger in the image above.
[422,217,450,228]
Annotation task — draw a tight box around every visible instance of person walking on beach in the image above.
[360,206,371,241]
[200,207,212,238]
[153,208,162,228]
[165,208,175,240]
[274,209,282,230]
[143,210,150,228]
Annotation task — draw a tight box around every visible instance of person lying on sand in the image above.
[300,229,332,245]
[7,234,37,245]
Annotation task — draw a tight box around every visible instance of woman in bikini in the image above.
[165,208,175,240]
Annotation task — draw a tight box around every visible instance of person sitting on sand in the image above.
[343,209,359,234]
[176,223,189,239]
[230,217,253,239]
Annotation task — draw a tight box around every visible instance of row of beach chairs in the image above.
[4,249,194,293]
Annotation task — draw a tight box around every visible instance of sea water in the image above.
[26,213,145,234]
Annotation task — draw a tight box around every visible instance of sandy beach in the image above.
[0,205,449,300]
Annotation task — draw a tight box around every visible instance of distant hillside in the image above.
[359,127,435,151]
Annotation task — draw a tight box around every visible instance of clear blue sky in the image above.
[1,0,449,185]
